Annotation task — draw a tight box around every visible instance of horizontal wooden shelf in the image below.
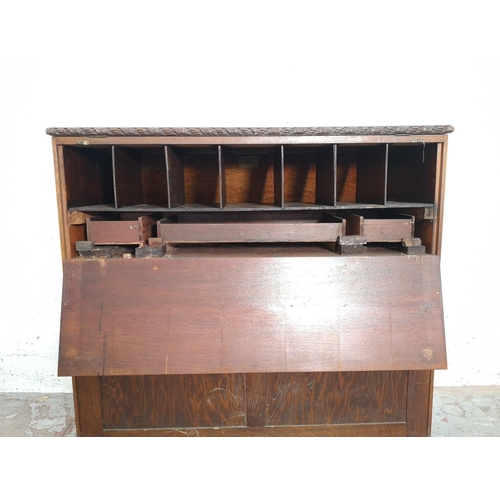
[68,201,434,213]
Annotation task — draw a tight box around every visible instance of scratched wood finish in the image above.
[98,371,406,431]
[58,254,446,376]
[100,374,246,429]
[245,371,408,427]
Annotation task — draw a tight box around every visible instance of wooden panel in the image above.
[73,377,103,437]
[63,146,114,208]
[316,145,336,206]
[274,145,284,207]
[98,371,407,432]
[224,147,275,206]
[357,144,387,204]
[219,145,226,208]
[59,254,446,376]
[113,147,143,207]
[140,149,169,207]
[183,149,220,208]
[406,370,433,436]
[158,216,344,243]
[283,147,316,204]
[246,371,408,426]
[112,147,168,208]
[336,147,357,203]
[68,224,86,258]
[100,374,246,429]
[166,146,185,208]
[86,216,155,245]
[346,214,414,242]
[387,143,437,204]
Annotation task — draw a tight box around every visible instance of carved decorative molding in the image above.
[46,125,454,137]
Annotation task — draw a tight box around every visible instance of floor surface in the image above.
[1,386,498,437]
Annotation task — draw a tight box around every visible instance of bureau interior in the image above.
[63,142,437,212]
[62,142,439,255]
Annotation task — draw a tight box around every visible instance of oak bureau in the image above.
[48,126,452,436]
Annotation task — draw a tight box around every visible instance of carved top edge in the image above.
[46,125,454,137]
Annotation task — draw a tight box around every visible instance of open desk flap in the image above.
[58,254,446,376]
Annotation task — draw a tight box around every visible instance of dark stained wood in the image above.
[224,147,275,206]
[165,146,185,208]
[103,423,407,437]
[68,224,86,258]
[86,216,155,245]
[316,144,336,206]
[274,145,284,207]
[157,215,344,244]
[415,218,434,255]
[113,147,168,208]
[246,371,408,426]
[73,377,103,437]
[183,147,220,208]
[357,144,387,204]
[59,254,446,376]
[140,149,169,207]
[63,146,114,208]
[336,147,357,203]
[406,370,433,436]
[100,374,246,430]
[283,146,316,204]
[219,145,226,208]
[51,127,451,437]
[113,147,143,208]
[345,213,414,242]
[387,143,437,204]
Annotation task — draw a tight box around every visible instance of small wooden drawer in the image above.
[345,213,414,242]
[158,213,345,244]
[86,216,155,245]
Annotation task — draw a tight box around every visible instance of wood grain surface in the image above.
[59,253,446,376]
[98,371,407,431]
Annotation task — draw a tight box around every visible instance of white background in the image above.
[1,0,499,392]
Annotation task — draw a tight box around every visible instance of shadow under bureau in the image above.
[48,125,452,436]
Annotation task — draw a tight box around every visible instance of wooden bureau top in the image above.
[46,125,454,137]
